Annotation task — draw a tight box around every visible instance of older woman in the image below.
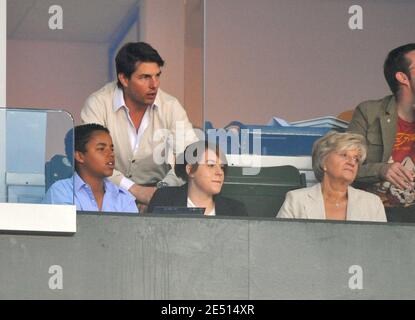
[148,140,248,216]
[277,132,386,222]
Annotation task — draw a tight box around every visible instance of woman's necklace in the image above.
[321,184,348,209]
[324,195,346,208]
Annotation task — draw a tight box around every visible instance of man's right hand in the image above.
[380,162,414,190]
[128,184,157,205]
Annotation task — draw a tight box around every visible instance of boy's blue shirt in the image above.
[43,172,138,214]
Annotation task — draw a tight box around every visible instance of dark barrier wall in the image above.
[1,214,414,299]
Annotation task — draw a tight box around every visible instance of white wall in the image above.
[6,40,108,124]
[139,0,186,112]
[110,21,139,81]
[205,0,415,127]
[0,0,6,202]
[138,0,203,127]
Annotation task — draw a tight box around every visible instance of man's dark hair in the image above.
[115,42,165,88]
[175,140,228,181]
[64,124,110,167]
[384,43,415,97]
[74,123,110,153]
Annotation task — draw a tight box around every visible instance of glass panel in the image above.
[0,108,74,204]
[204,0,415,127]
[203,0,412,180]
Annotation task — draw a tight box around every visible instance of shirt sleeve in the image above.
[374,196,387,222]
[81,94,107,126]
[120,177,135,192]
[121,192,139,214]
[347,104,387,184]
[276,191,296,218]
[43,181,74,205]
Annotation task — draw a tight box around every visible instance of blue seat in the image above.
[44,154,73,191]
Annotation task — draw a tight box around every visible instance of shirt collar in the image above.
[112,86,125,112]
[74,172,87,192]
[113,86,159,112]
[187,197,215,216]
[103,178,126,195]
[74,172,124,195]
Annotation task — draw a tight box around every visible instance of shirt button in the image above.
[387,118,390,123]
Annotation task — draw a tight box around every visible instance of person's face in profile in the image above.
[323,148,360,185]
[119,62,161,108]
[187,148,225,196]
[75,131,115,179]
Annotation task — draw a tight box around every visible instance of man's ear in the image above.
[186,164,193,178]
[118,73,129,88]
[74,151,85,166]
[396,71,410,87]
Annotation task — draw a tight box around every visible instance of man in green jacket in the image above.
[348,43,415,211]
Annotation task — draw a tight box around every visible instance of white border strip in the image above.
[0,203,76,233]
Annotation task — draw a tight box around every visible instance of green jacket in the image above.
[347,95,397,185]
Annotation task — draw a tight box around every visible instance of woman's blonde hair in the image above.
[312,131,367,182]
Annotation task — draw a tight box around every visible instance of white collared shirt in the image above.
[81,82,198,189]
[113,87,154,191]
[187,197,216,216]
[43,172,138,213]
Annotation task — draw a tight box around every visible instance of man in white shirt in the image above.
[81,42,198,206]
